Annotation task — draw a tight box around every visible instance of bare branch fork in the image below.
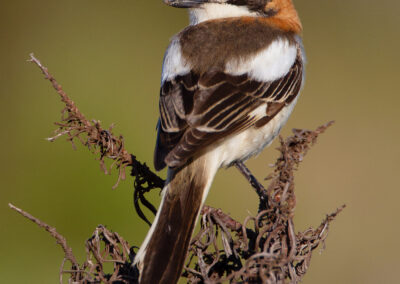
[9,54,344,283]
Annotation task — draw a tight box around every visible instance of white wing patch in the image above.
[161,37,190,84]
[225,38,297,82]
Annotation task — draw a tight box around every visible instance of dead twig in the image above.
[184,122,344,283]
[29,53,164,225]
[29,53,133,189]
[15,54,344,284]
[235,161,270,211]
[8,203,82,282]
[9,202,139,283]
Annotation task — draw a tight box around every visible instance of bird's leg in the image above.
[235,161,270,211]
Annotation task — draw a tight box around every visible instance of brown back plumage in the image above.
[155,49,303,170]
[179,17,296,73]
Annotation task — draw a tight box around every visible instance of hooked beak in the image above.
[163,0,225,8]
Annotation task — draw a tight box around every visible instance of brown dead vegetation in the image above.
[9,54,344,284]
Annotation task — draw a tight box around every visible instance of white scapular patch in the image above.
[161,36,190,84]
[189,3,258,25]
[225,38,298,82]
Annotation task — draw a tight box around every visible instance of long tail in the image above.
[134,154,219,284]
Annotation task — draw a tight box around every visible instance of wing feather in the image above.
[154,51,303,170]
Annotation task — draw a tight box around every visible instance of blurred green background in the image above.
[1,0,399,283]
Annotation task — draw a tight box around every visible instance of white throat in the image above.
[189,3,258,25]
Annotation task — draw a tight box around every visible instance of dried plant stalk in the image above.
[29,53,132,189]
[29,53,164,224]
[184,122,344,284]
[8,55,344,284]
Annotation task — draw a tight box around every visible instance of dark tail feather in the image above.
[135,156,218,284]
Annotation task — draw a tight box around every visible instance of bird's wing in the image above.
[154,52,303,170]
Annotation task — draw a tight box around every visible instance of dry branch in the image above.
[9,54,345,284]
[183,122,344,283]
[29,53,164,225]
[29,53,133,189]
[8,203,82,282]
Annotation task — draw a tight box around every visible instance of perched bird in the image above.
[135,0,305,283]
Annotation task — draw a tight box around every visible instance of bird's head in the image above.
[164,0,301,32]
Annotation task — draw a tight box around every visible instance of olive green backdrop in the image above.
[1,0,399,283]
